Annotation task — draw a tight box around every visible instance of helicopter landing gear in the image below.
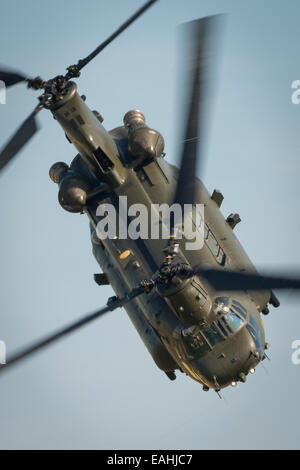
[262,307,270,315]
[94,273,109,286]
[270,290,280,308]
[165,371,176,381]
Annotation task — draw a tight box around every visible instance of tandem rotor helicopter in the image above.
[1,0,300,394]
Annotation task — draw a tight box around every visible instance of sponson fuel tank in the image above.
[49,162,93,213]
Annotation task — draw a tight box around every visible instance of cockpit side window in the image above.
[246,318,264,357]
[231,305,247,319]
[232,300,247,318]
[249,315,262,339]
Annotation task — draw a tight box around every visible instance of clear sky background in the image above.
[0,0,300,450]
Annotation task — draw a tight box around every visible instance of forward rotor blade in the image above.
[0,287,144,374]
[0,69,27,87]
[0,106,42,172]
[192,266,300,292]
[77,0,158,71]
[174,15,222,209]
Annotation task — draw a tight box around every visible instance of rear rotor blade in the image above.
[0,286,144,374]
[192,266,300,292]
[0,106,42,172]
[75,0,158,72]
[173,15,222,209]
[160,16,222,266]
[0,69,27,87]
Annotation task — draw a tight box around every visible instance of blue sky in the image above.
[0,0,300,449]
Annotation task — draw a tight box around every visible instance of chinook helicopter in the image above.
[1,0,300,394]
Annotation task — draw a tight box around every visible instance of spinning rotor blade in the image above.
[75,0,159,72]
[0,106,42,172]
[0,69,27,87]
[160,15,222,267]
[0,286,144,374]
[173,15,222,210]
[192,266,300,292]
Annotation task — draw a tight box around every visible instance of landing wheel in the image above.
[262,307,270,315]
[165,371,176,381]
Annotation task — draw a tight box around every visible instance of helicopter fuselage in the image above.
[50,82,273,390]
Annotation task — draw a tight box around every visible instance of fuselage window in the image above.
[205,224,227,266]
[204,223,209,239]
[206,231,219,257]
[216,247,226,266]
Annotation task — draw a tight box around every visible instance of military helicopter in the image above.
[1,0,300,394]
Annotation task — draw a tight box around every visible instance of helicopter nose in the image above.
[193,326,260,389]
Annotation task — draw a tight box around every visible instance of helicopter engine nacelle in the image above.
[156,275,212,325]
[49,162,92,213]
[123,110,165,166]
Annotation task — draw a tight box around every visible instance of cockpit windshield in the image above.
[220,312,244,334]
[181,297,249,359]
[214,296,230,315]
[214,297,246,336]
[214,298,264,358]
